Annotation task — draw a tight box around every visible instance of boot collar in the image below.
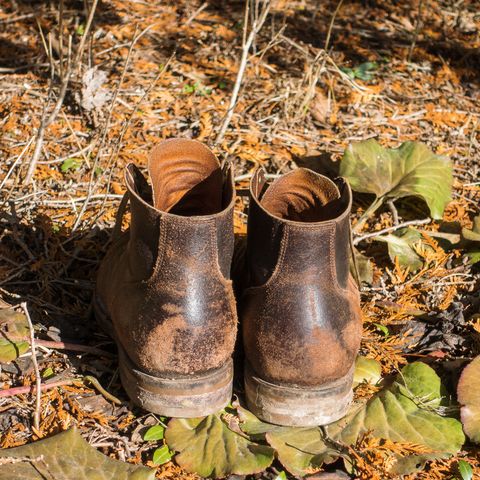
[250,167,352,226]
[124,139,235,222]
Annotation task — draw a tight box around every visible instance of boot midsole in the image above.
[244,361,354,427]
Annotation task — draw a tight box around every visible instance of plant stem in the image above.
[353,218,431,245]
[22,303,41,432]
[352,196,384,234]
[83,375,122,405]
[387,199,399,225]
[0,379,75,399]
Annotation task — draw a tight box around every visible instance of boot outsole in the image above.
[244,362,354,426]
[93,294,233,417]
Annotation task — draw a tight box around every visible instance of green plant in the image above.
[143,425,165,441]
[457,459,473,480]
[340,139,453,234]
[182,82,212,96]
[152,445,173,465]
[341,61,378,81]
[160,362,463,478]
[60,158,82,173]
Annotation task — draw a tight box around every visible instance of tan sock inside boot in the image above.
[148,139,224,216]
[260,169,343,222]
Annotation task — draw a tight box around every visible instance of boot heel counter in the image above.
[138,215,237,376]
[243,222,360,387]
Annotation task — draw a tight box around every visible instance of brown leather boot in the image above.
[94,139,237,417]
[241,168,362,426]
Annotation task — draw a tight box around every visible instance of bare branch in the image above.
[215,0,271,145]
[24,0,100,184]
[21,302,41,432]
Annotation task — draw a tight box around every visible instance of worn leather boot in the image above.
[94,139,237,417]
[241,168,362,426]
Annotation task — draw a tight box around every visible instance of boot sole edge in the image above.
[244,362,354,426]
[93,293,233,417]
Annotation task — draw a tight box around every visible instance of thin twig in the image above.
[407,0,425,63]
[35,339,114,357]
[324,0,344,52]
[352,196,385,234]
[25,0,100,184]
[75,0,99,70]
[185,1,208,26]
[353,218,431,245]
[215,0,271,144]
[96,52,175,222]
[71,24,157,231]
[24,36,73,184]
[0,137,34,190]
[21,302,41,432]
[387,199,399,225]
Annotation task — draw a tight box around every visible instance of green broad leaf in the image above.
[274,471,287,480]
[467,249,480,264]
[374,228,426,271]
[457,459,473,480]
[0,308,30,363]
[165,414,274,478]
[265,422,351,477]
[60,158,82,173]
[152,445,173,465]
[264,362,464,476]
[461,216,480,264]
[350,248,373,285]
[143,425,165,441]
[340,139,453,219]
[234,403,282,439]
[461,216,480,242]
[457,355,480,444]
[389,361,445,409]
[0,428,155,480]
[353,356,382,386]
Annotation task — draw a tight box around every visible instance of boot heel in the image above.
[119,348,233,417]
[244,362,354,426]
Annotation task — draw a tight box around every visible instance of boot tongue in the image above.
[148,139,223,216]
[260,169,341,222]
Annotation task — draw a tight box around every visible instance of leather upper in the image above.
[96,139,237,377]
[241,168,362,387]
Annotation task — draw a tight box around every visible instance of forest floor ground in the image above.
[0,0,479,478]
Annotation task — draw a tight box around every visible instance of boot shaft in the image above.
[125,140,235,282]
[241,167,361,387]
[96,139,237,380]
[246,168,352,289]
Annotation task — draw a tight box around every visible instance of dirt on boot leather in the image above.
[95,138,237,417]
[241,167,362,426]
